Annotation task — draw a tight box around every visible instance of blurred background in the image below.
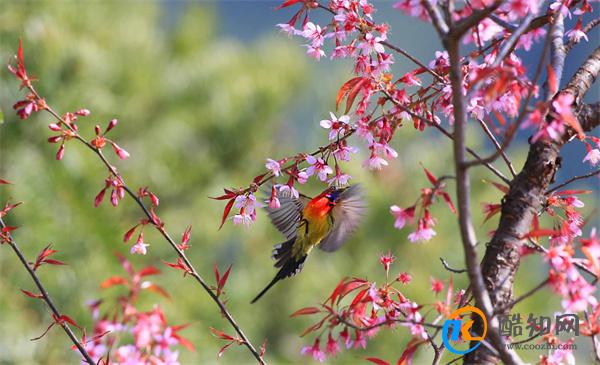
[0,1,597,364]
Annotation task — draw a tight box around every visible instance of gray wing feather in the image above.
[319,184,367,252]
[265,189,306,239]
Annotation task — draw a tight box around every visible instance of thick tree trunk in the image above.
[464,47,600,364]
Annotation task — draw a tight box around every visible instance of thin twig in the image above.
[492,13,535,68]
[565,17,600,53]
[421,0,450,35]
[27,87,266,364]
[495,278,550,314]
[546,168,600,194]
[475,118,517,177]
[316,3,445,83]
[0,217,95,365]
[439,257,467,273]
[380,88,511,184]
[465,15,555,170]
[525,239,598,283]
[381,40,445,82]
[337,315,442,332]
[449,0,503,39]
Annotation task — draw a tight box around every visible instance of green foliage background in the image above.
[0,1,596,364]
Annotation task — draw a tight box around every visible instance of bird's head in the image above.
[323,186,349,204]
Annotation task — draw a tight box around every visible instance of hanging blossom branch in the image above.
[0,191,95,364]
[216,0,599,363]
[8,41,265,364]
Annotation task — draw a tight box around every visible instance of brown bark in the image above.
[464,47,600,364]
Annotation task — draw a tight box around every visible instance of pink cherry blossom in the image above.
[305,155,333,181]
[390,205,415,229]
[301,338,325,362]
[320,112,351,141]
[265,158,282,176]
[583,145,600,166]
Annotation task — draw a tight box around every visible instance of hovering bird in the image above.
[251,185,366,303]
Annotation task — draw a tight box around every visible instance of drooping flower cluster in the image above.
[221,0,597,234]
[83,254,194,365]
[291,254,461,362]
[529,190,599,313]
[390,166,456,243]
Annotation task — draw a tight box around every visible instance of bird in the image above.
[251,184,366,303]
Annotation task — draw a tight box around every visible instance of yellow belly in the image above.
[292,216,332,259]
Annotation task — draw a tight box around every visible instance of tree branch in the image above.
[26,87,266,364]
[466,39,600,365]
[548,13,566,100]
[0,217,95,364]
[565,17,600,53]
[446,36,524,365]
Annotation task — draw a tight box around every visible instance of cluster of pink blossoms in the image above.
[390,166,456,243]
[293,253,459,363]
[538,191,599,313]
[83,255,193,365]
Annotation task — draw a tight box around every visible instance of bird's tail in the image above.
[251,238,306,303]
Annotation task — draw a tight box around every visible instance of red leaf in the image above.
[58,314,81,329]
[218,264,232,296]
[213,261,220,285]
[210,189,237,200]
[210,327,236,341]
[21,289,43,299]
[162,258,192,275]
[366,358,391,365]
[440,192,457,215]
[143,283,171,299]
[350,288,369,309]
[276,0,304,9]
[138,266,161,277]
[290,307,321,317]
[123,225,138,242]
[181,225,192,245]
[421,165,437,185]
[336,77,363,111]
[219,198,236,230]
[33,244,65,270]
[100,276,128,289]
[2,225,18,233]
[0,201,22,218]
[42,259,66,266]
[175,333,196,352]
[397,339,426,365]
[521,229,560,239]
[327,277,368,305]
[336,278,369,304]
[345,77,369,114]
[300,317,328,337]
[553,189,591,196]
[0,179,11,184]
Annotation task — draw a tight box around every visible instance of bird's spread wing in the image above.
[319,185,367,252]
[265,188,309,240]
